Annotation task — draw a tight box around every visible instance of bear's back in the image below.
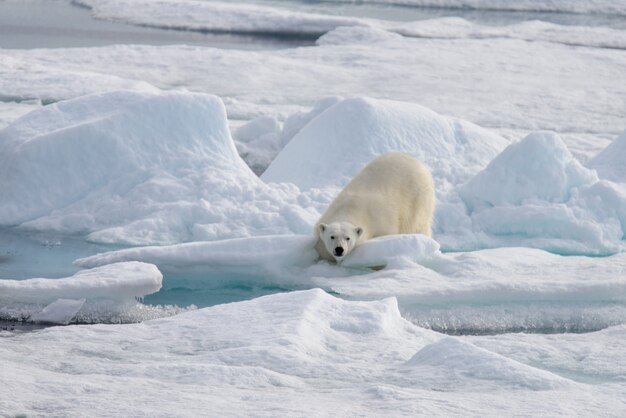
[317,152,435,239]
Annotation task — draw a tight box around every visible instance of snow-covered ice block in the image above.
[0,90,314,245]
[0,262,162,303]
[459,131,597,209]
[438,131,626,255]
[262,97,508,192]
[0,90,243,227]
[0,262,163,323]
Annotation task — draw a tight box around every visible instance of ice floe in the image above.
[2,289,625,415]
[74,0,366,36]
[73,232,626,332]
[0,261,163,324]
[395,17,626,49]
[1,90,624,256]
[0,90,320,245]
[2,25,623,160]
[2,2,626,416]
[321,0,626,16]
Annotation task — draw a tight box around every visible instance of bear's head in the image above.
[318,221,363,263]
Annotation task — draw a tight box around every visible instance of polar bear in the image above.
[314,152,435,263]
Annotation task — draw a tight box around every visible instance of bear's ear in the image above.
[355,227,363,236]
[319,223,327,233]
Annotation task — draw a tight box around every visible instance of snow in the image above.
[403,337,572,390]
[437,131,626,255]
[73,234,626,333]
[2,289,625,416]
[28,298,86,325]
[341,234,441,269]
[262,97,508,191]
[73,233,441,277]
[395,17,626,50]
[459,132,597,208]
[0,90,321,245]
[75,235,320,272]
[2,1,626,415]
[2,22,624,163]
[320,0,626,16]
[71,0,626,50]
[317,25,403,45]
[0,261,164,324]
[1,90,623,255]
[74,0,366,36]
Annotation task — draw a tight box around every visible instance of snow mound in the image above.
[0,262,163,324]
[437,131,626,255]
[587,130,626,183]
[262,97,508,192]
[0,91,315,245]
[403,337,572,390]
[459,131,597,210]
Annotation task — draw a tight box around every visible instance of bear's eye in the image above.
[346,237,350,241]
[330,236,335,240]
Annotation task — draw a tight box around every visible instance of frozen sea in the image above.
[1,0,626,416]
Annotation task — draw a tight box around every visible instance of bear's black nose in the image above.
[334,247,344,256]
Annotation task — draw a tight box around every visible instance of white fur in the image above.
[314,152,435,263]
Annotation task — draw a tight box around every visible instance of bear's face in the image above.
[318,221,363,263]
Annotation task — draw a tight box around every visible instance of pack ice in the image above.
[2,289,626,415]
[1,88,626,415]
[1,90,626,300]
